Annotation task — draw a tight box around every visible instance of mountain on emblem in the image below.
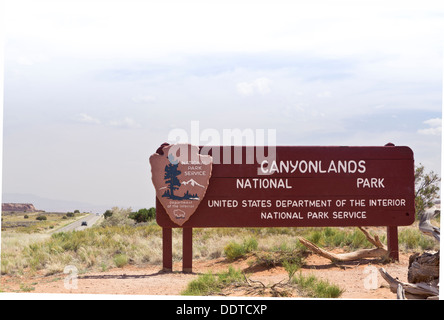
[181,179,205,188]
[150,143,213,226]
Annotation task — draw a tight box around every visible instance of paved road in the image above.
[54,213,103,233]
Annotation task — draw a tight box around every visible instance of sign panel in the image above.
[154,145,415,228]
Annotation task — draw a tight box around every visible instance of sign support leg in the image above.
[387,226,399,261]
[162,227,173,272]
[183,227,193,273]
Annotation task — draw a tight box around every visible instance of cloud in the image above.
[77,113,141,129]
[78,113,101,125]
[236,77,272,96]
[317,91,332,98]
[109,117,141,129]
[16,56,34,66]
[418,118,442,136]
[423,118,442,128]
[132,95,156,103]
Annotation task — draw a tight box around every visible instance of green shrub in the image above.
[182,272,218,296]
[306,227,374,250]
[113,254,128,268]
[399,228,437,251]
[103,210,113,219]
[307,230,322,245]
[36,216,47,221]
[283,260,301,280]
[129,208,156,223]
[292,273,343,298]
[224,237,258,261]
[182,266,243,296]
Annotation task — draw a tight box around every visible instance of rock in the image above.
[1,203,37,212]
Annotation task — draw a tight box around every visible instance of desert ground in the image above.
[1,249,410,299]
[1,207,438,299]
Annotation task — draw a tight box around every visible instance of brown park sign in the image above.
[150,144,213,226]
[150,143,415,271]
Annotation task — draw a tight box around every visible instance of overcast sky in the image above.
[1,0,443,211]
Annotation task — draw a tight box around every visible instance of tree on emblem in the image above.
[163,163,181,199]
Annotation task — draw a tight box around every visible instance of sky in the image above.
[1,0,443,212]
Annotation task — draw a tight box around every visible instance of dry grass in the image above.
[1,211,89,233]
[1,217,439,277]
[1,233,51,275]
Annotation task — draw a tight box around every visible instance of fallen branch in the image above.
[379,267,439,299]
[241,273,292,297]
[297,227,388,262]
[419,209,440,242]
[357,227,385,248]
[397,284,406,300]
[245,276,266,288]
[378,210,440,299]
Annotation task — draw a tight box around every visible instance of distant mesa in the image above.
[2,203,39,212]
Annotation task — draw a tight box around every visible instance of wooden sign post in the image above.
[150,143,415,272]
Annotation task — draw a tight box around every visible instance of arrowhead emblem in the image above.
[149,143,213,226]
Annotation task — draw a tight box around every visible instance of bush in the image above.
[36,216,47,221]
[399,228,437,251]
[24,215,29,219]
[129,208,156,223]
[181,266,243,296]
[113,254,129,268]
[415,164,440,217]
[100,207,134,227]
[66,212,75,218]
[103,210,113,219]
[224,237,258,261]
[292,273,343,298]
[307,227,373,250]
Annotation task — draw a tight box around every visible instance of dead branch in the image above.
[241,273,294,297]
[297,227,388,262]
[379,268,439,299]
[246,277,266,288]
[378,208,440,299]
[357,227,385,248]
[419,209,440,242]
[397,284,406,300]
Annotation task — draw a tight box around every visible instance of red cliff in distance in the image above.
[2,203,38,212]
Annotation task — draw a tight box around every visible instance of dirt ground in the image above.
[0,251,412,299]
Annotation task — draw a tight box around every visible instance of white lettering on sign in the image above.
[242,200,272,207]
[276,199,332,208]
[307,212,329,219]
[260,160,366,175]
[236,178,292,189]
[208,200,239,207]
[333,211,367,219]
[261,212,304,219]
[357,178,385,188]
[254,197,407,222]
[209,196,408,223]
[369,198,406,206]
